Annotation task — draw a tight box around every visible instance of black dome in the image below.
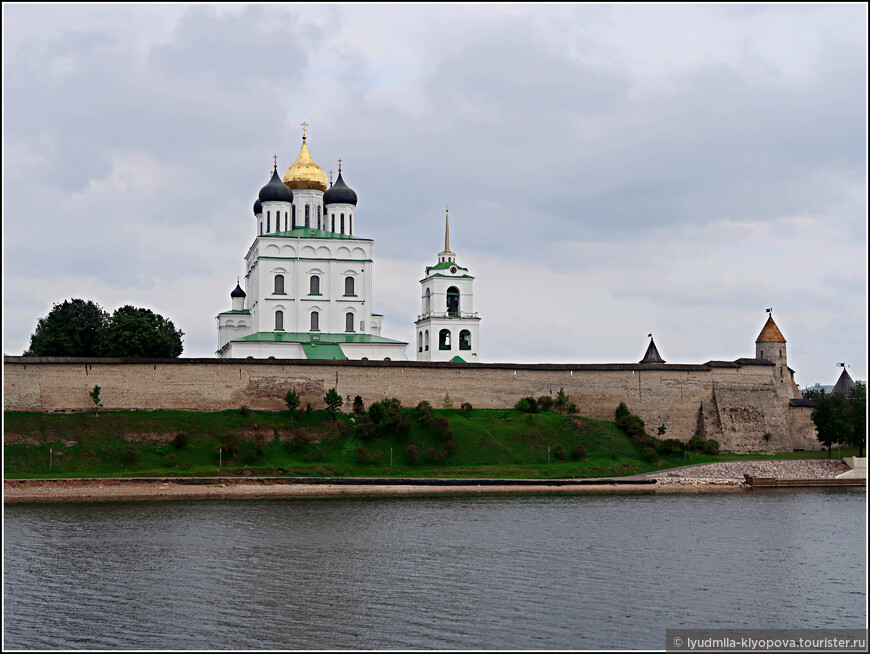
[231,283,246,298]
[258,168,294,204]
[253,198,262,215]
[323,171,357,206]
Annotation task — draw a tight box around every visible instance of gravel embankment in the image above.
[649,459,850,486]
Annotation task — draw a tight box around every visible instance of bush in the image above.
[394,416,413,441]
[617,414,646,439]
[416,400,433,424]
[164,453,177,467]
[565,402,578,414]
[551,445,565,461]
[303,447,327,462]
[172,432,189,450]
[442,393,453,409]
[284,389,301,414]
[356,446,384,464]
[244,447,262,464]
[615,402,630,422]
[405,444,419,465]
[763,432,772,442]
[660,439,684,456]
[702,439,720,455]
[220,435,241,460]
[432,416,453,441]
[554,388,569,412]
[515,397,539,413]
[239,405,251,417]
[324,387,343,414]
[642,446,658,463]
[443,441,458,457]
[688,434,705,452]
[632,432,656,450]
[571,444,587,460]
[537,395,555,411]
[461,401,473,413]
[352,395,365,415]
[355,415,377,441]
[657,424,667,437]
[423,447,442,464]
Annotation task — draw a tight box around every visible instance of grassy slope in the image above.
[3,408,854,480]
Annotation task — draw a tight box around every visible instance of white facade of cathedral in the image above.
[216,135,408,361]
[415,210,481,362]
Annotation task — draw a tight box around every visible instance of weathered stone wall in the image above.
[3,356,815,453]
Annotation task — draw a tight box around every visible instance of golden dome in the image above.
[282,137,328,192]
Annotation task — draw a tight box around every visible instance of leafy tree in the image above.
[554,388,569,412]
[416,400,433,424]
[846,382,866,457]
[615,402,630,422]
[442,393,454,409]
[284,389,301,416]
[537,395,554,411]
[101,305,184,358]
[352,395,365,415]
[807,389,851,458]
[324,387,343,415]
[89,384,102,415]
[25,299,109,357]
[515,396,539,413]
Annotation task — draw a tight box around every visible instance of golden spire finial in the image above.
[445,205,450,252]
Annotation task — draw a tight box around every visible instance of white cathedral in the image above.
[216,131,480,362]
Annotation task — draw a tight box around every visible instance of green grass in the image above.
[3,408,855,480]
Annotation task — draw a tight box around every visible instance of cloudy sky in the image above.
[3,3,867,386]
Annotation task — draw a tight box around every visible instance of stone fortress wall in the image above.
[3,356,817,453]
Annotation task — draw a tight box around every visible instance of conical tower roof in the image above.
[640,336,665,363]
[282,137,328,191]
[756,315,786,343]
[832,368,854,396]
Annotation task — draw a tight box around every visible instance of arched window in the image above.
[418,332,423,352]
[459,329,471,351]
[305,205,310,227]
[345,276,355,296]
[424,330,429,351]
[447,287,460,316]
[275,310,284,331]
[310,311,319,331]
[424,288,431,314]
[274,274,285,294]
[345,312,355,332]
[439,329,451,350]
[310,275,320,295]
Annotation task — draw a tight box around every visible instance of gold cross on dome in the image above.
[300,121,308,137]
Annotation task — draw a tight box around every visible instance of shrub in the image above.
[642,446,658,462]
[244,448,262,464]
[284,389,301,414]
[356,446,381,464]
[305,403,313,414]
[405,444,420,465]
[352,395,365,415]
[551,445,565,461]
[702,439,720,455]
[164,453,177,467]
[442,393,454,409]
[239,405,251,417]
[657,424,667,437]
[416,400,433,424]
[632,432,656,450]
[515,397,539,413]
[615,402,630,422]
[324,387,343,415]
[355,415,377,441]
[566,402,578,414]
[423,447,442,464]
[617,414,646,439]
[537,395,555,411]
[432,416,452,441]
[303,447,327,462]
[554,388,569,412]
[688,434,705,452]
[763,432,772,442]
[571,444,587,460]
[660,438,683,456]
[172,432,189,450]
[461,401,473,413]
[220,435,241,460]
[443,441,458,457]
[394,416,413,441]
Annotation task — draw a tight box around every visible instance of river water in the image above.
[4,490,866,650]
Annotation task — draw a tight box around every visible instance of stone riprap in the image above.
[650,459,850,482]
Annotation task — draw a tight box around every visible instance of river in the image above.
[3,490,866,649]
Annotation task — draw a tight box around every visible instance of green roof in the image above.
[218,309,250,315]
[426,261,468,272]
[232,332,408,345]
[265,228,372,241]
[301,343,348,360]
[449,355,467,363]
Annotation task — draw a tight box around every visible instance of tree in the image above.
[808,389,851,458]
[25,299,109,356]
[89,385,102,416]
[554,388,569,412]
[101,306,184,358]
[846,382,866,457]
[324,387,343,415]
[284,389,301,417]
[615,402,630,422]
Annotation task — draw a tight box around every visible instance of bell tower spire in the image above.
[438,205,455,264]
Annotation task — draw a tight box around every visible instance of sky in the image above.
[3,3,867,387]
